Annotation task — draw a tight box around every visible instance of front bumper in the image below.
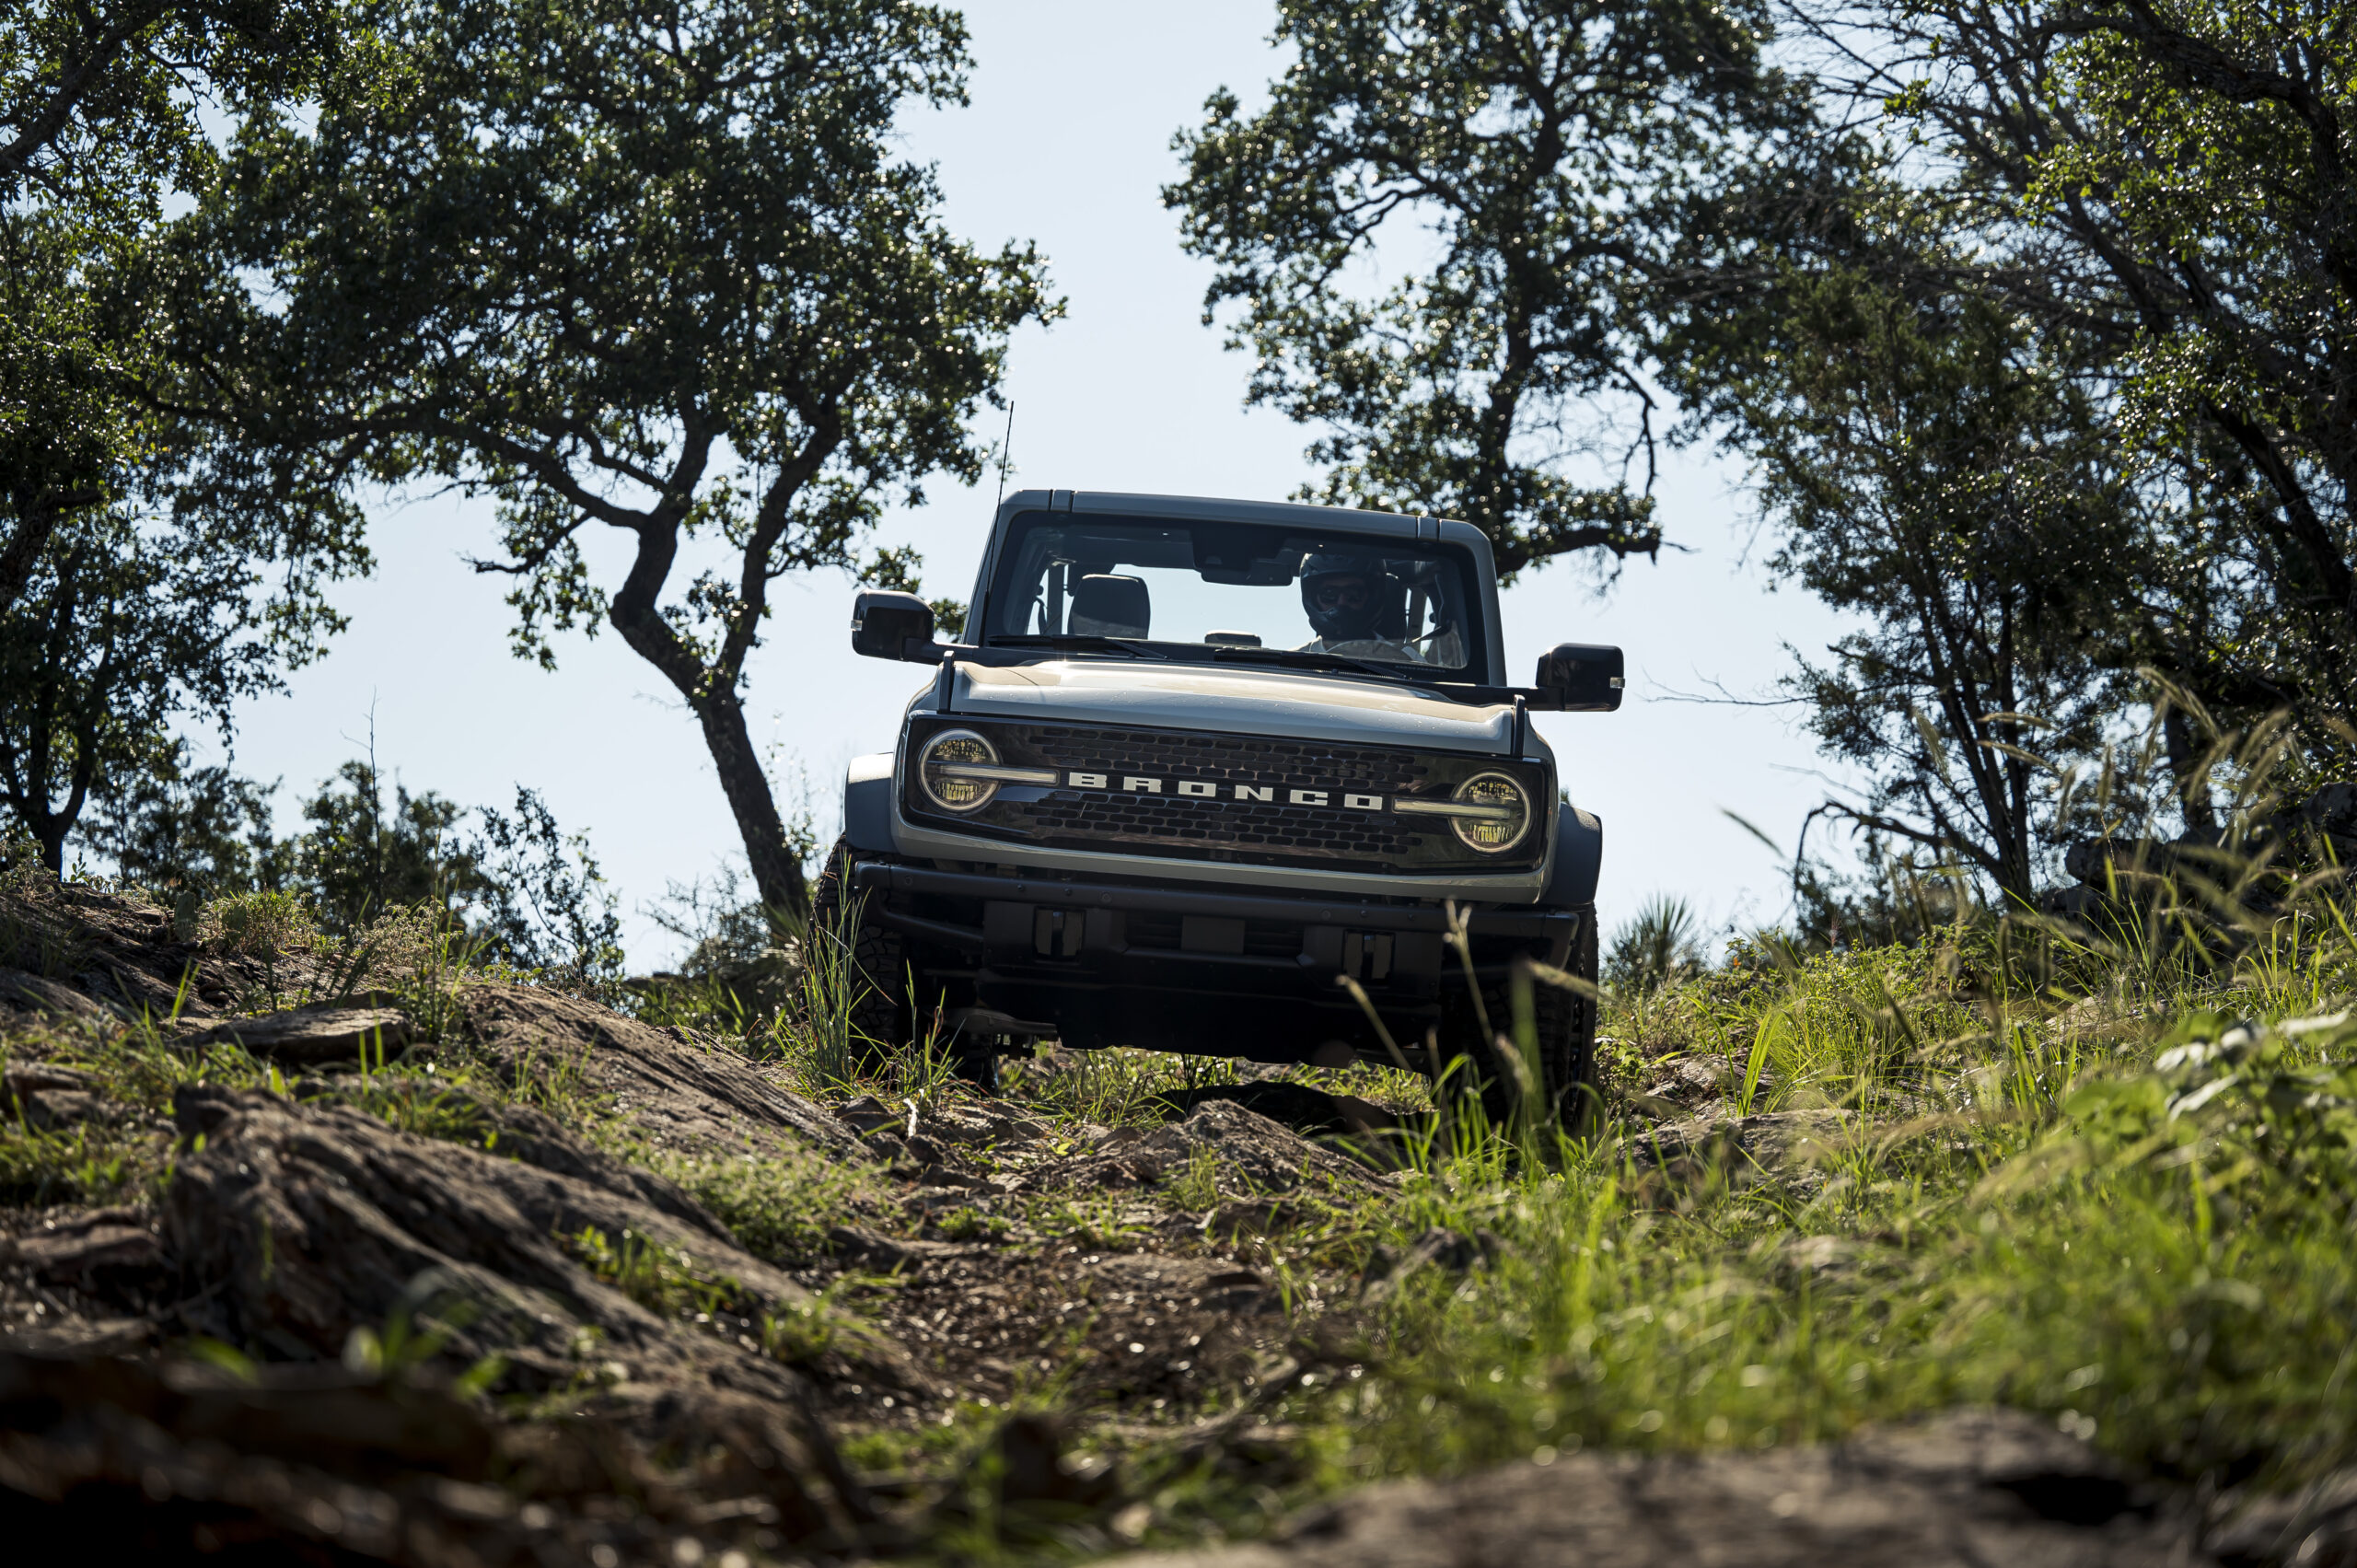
[848,860,1579,1063]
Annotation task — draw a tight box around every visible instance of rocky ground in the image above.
[0,880,2328,1563]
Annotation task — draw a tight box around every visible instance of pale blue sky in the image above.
[208,0,1860,964]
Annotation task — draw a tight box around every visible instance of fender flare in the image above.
[1544,803,1603,908]
[843,751,897,853]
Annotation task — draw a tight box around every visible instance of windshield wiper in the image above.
[1205,645,1428,683]
[992,634,1169,660]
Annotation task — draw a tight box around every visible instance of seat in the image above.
[1068,574,1151,638]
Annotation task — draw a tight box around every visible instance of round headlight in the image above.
[919,728,1002,813]
[1449,772,1531,854]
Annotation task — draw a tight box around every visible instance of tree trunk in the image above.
[605,513,808,923]
[695,687,806,920]
[0,503,52,612]
[2162,706,2220,842]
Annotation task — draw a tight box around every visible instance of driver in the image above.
[1298,552,1423,663]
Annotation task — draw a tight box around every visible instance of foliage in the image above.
[645,865,783,982]
[187,0,1058,914]
[0,505,322,871]
[1,0,342,215]
[290,760,480,936]
[75,749,623,990]
[471,789,626,988]
[664,1149,884,1266]
[1701,255,2155,899]
[563,1225,741,1319]
[1801,0,2357,755]
[203,887,316,962]
[1,0,356,614]
[79,746,289,897]
[1167,0,1805,581]
[1294,893,2357,1503]
[1603,894,1708,996]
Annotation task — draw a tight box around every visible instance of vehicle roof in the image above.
[991,488,1494,559]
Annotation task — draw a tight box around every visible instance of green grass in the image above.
[12,846,2357,1551]
[660,1146,886,1264]
[1251,906,2357,1510]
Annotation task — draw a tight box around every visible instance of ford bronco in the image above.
[815,489,1621,1117]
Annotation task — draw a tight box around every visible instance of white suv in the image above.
[818,490,1620,1117]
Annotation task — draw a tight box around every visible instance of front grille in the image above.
[1026,728,1434,795]
[1012,790,1422,860]
[902,716,1549,875]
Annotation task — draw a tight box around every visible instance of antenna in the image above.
[993,401,1016,512]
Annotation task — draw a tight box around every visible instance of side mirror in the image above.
[852,590,943,663]
[1534,643,1623,712]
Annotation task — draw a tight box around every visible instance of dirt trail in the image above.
[0,882,2277,1564]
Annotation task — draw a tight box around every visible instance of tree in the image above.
[0,506,319,872]
[188,0,1057,916]
[1,0,343,610]
[88,749,624,985]
[1166,0,1805,579]
[1603,893,1708,993]
[80,746,289,895]
[292,759,482,936]
[474,789,625,987]
[1713,257,2150,902]
[1805,0,2357,747]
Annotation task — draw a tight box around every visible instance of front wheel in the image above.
[807,840,911,1065]
[806,839,998,1091]
[1429,906,1599,1132]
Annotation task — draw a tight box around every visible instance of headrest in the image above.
[1069,574,1150,639]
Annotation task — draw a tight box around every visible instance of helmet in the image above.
[1298,553,1395,643]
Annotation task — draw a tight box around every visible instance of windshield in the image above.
[982,513,1484,677]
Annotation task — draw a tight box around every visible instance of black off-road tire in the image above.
[808,839,912,1061]
[1433,905,1600,1132]
[807,838,998,1090]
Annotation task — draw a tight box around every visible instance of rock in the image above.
[1197,1196,1308,1240]
[1088,1254,1279,1318]
[1624,1109,1858,1196]
[0,969,111,1023]
[836,1094,905,1137]
[1157,1081,1400,1139]
[1641,1055,1741,1109]
[827,1225,979,1275]
[180,1003,415,1064]
[162,1086,900,1397]
[1,1063,123,1130]
[2209,1464,2357,1565]
[5,1210,165,1295]
[18,1089,115,1129]
[925,1100,1053,1146]
[0,1315,150,1356]
[0,1348,873,1563]
[459,985,862,1160]
[1025,1101,1388,1198]
[0,884,301,1019]
[1105,1408,2192,1568]
[0,1062,99,1096]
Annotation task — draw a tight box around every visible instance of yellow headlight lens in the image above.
[921,730,1001,812]
[1449,772,1530,853]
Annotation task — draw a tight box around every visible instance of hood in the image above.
[938,657,1515,753]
